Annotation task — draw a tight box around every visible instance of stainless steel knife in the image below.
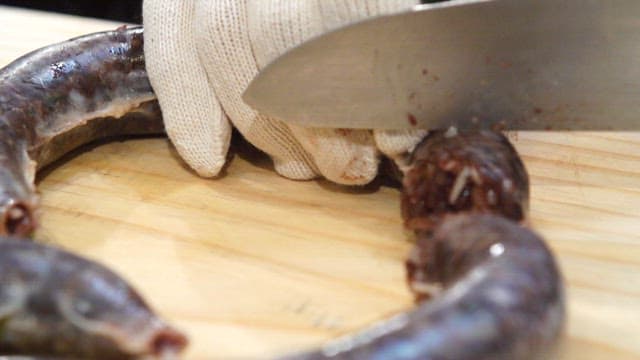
[243,0,640,130]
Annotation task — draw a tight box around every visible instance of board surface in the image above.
[1,6,639,359]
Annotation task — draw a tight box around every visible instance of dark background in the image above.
[0,1,445,24]
[0,1,144,23]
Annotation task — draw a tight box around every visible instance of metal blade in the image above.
[243,0,640,130]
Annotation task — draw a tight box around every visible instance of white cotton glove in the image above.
[143,0,427,184]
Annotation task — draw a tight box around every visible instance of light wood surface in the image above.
[1,6,639,359]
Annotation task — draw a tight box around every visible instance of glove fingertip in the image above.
[325,163,379,186]
[273,158,320,181]
[164,110,232,178]
[374,129,428,175]
[373,129,428,157]
[293,128,380,186]
[169,132,231,178]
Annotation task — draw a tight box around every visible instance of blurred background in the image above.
[0,1,446,24]
[0,0,144,23]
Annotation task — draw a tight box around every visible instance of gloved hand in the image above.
[143,0,427,185]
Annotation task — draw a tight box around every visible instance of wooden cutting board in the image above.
[1,6,639,359]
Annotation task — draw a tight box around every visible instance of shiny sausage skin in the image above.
[283,131,563,360]
[284,214,564,360]
[0,26,162,236]
[0,237,186,359]
[0,27,180,359]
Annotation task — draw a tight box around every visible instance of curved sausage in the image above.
[284,131,563,360]
[0,26,162,236]
[0,237,186,358]
[0,27,179,359]
[285,214,564,360]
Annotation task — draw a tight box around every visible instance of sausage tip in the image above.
[2,201,36,236]
[149,326,189,359]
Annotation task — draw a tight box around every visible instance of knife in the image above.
[243,0,640,130]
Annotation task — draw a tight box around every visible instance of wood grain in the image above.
[1,6,639,359]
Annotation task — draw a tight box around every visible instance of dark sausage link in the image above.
[0,237,187,358]
[0,26,162,237]
[284,130,564,360]
[401,129,529,232]
[284,214,564,360]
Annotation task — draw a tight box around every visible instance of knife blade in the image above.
[243,0,640,130]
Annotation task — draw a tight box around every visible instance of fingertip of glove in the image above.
[305,129,380,186]
[373,129,429,157]
[192,163,226,178]
[273,158,319,181]
[322,157,380,186]
[168,136,230,178]
[316,144,380,186]
[181,153,227,178]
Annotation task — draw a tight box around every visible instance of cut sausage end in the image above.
[3,202,36,237]
[401,130,528,233]
[148,326,189,359]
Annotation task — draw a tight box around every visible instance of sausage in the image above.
[284,131,563,360]
[0,26,163,237]
[0,237,186,358]
[401,129,529,232]
[0,27,179,359]
[284,214,564,360]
